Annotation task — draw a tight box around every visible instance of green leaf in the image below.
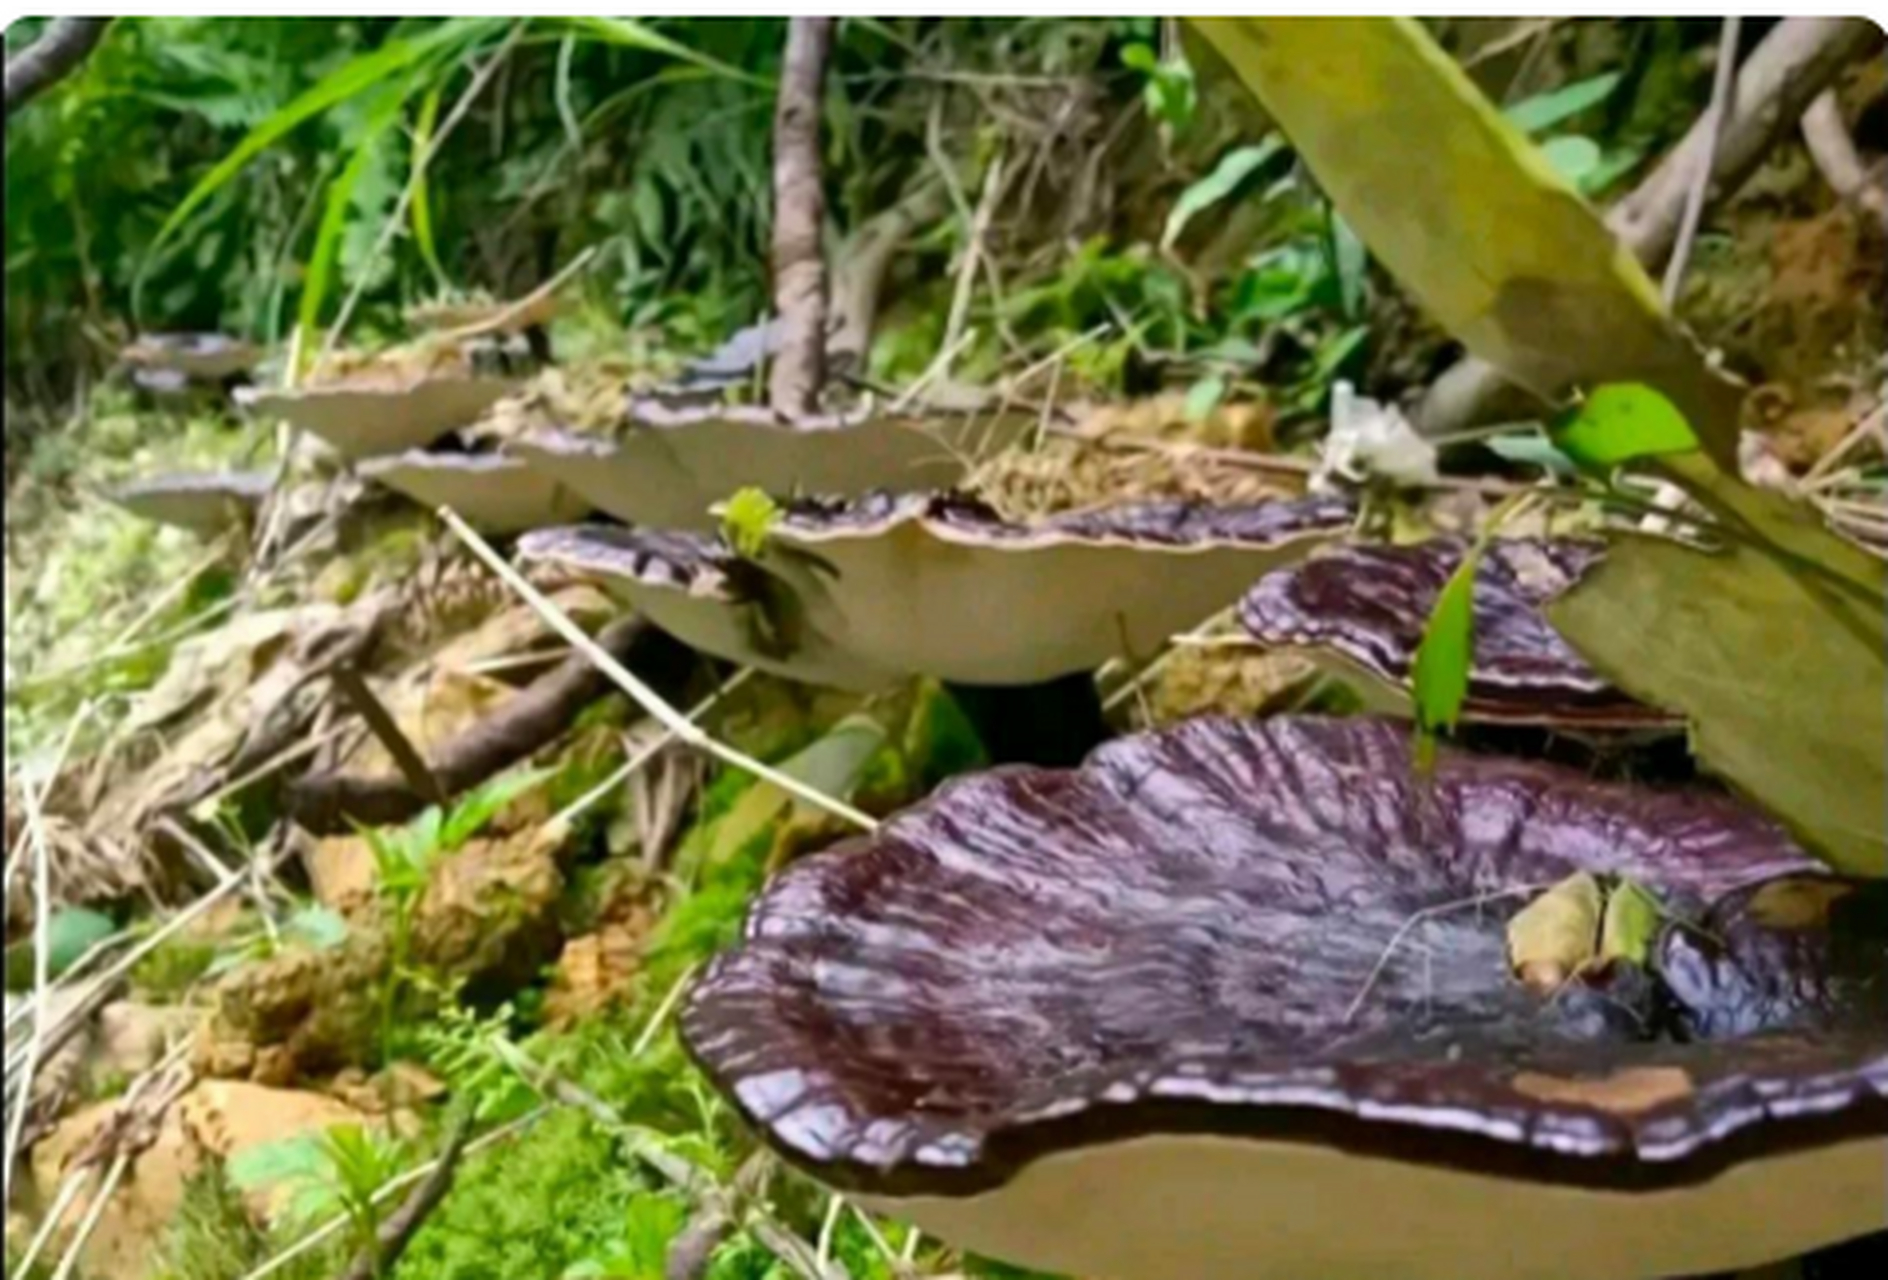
[409,83,448,290]
[559,16,764,86]
[1504,72,1621,135]
[1547,534,1886,878]
[296,91,406,355]
[1188,17,1743,469]
[1556,382,1700,470]
[1409,540,1484,765]
[720,487,781,560]
[440,765,553,851]
[1539,135,1602,188]
[283,904,349,951]
[46,906,116,978]
[1183,375,1227,422]
[1161,139,1281,249]
[1599,878,1663,968]
[137,20,496,312]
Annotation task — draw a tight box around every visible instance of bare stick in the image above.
[45,1150,129,1280]
[3,773,58,1190]
[439,507,878,831]
[553,669,755,827]
[13,1161,92,1273]
[338,1110,476,1280]
[331,664,446,806]
[1661,17,1743,304]
[1344,883,1551,1024]
[319,25,524,362]
[1802,91,1888,236]
[4,18,110,116]
[237,1108,547,1280]
[431,246,599,346]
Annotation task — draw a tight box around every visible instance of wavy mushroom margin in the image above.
[680,716,1887,1199]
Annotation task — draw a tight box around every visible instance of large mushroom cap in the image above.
[109,471,273,535]
[506,400,1028,532]
[237,375,516,458]
[1240,537,1679,728]
[516,524,895,692]
[121,332,263,381]
[357,451,590,533]
[759,491,1355,685]
[683,716,1886,1280]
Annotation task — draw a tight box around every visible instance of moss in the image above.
[391,1109,648,1280]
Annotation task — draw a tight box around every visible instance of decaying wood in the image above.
[288,615,699,832]
[337,1109,476,1280]
[4,18,110,118]
[768,16,837,418]
[1418,16,1885,437]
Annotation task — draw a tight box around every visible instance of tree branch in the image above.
[1417,16,1884,437]
[768,17,836,419]
[338,1110,476,1280]
[1802,90,1888,237]
[288,615,699,832]
[5,18,110,118]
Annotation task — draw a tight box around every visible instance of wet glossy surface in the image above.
[682,717,1888,1196]
[1240,538,1677,726]
[777,490,1357,547]
[518,524,732,596]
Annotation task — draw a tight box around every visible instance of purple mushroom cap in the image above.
[1239,537,1678,728]
[682,717,1885,1277]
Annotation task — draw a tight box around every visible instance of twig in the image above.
[330,664,447,807]
[439,507,878,831]
[46,1150,130,1280]
[553,669,755,827]
[320,25,524,362]
[3,773,59,1190]
[237,1109,547,1280]
[12,1159,91,1273]
[338,1109,476,1280]
[1804,402,1888,487]
[1343,883,1552,1024]
[1802,90,1888,236]
[4,17,110,116]
[431,246,599,346]
[1662,17,1743,304]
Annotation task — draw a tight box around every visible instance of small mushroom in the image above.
[506,398,1028,532]
[1240,537,1680,728]
[238,373,516,459]
[121,332,263,382]
[756,491,1355,685]
[515,524,894,692]
[108,471,272,536]
[683,716,1886,1280]
[356,451,591,534]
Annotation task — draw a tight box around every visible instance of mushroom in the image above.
[756,491,1356,685]
[121,332,263,382]
[237,372,516,459]
[515,524,895,693]
[506,398,1028,532]
[682,715,1887,1280]
[108,471,272,536]
[356,450,591,534]
[1240,537,1680,729]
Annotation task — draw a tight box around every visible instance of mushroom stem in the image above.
[945,674,1109,768]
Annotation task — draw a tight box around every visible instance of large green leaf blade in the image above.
[137,20,493,305]
[1548,536,1887,878]
[1187,17,1743,467]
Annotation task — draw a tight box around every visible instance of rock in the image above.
[93,1002,201,1084]
[201,823,566,1079]
[305,832,378,913]
[30,1081,369,1277]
